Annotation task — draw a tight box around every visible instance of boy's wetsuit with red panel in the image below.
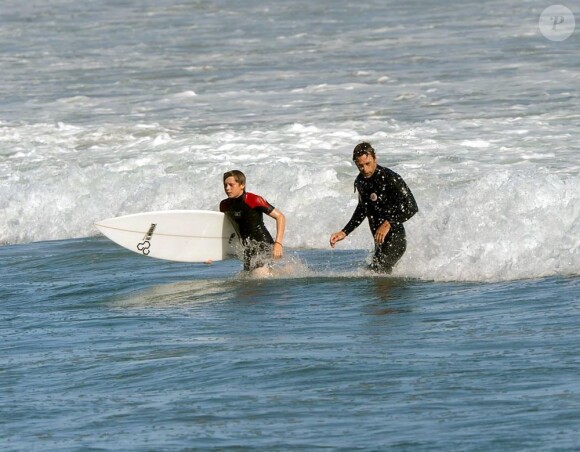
[342,165,418,273]
[220,191,275,271]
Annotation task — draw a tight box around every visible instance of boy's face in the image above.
[354,153,377,178]
[224,176,245,198]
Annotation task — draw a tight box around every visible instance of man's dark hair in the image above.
[352,142,376,161]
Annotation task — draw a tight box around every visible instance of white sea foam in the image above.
[1,0,578,281]
[1,118,578,282]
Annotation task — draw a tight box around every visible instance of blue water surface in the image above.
[1,238,578,450]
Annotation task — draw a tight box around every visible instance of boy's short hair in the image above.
[352,142,376,160]
[223,170,246,186]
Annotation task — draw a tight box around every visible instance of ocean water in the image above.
[1,0,579,449]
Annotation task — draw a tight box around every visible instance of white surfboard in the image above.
[95,210,240,263]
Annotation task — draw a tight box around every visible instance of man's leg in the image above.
[370,226,407,274]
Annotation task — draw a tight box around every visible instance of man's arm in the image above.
[373,171,417,244]
[387,172,418,224]
[329,197,366,248]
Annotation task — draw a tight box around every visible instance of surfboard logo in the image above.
[137,223,157,256]
[137,241,151,255]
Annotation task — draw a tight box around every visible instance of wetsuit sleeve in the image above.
[219,199,227,212]
[245,193,275,214]
[342,191,366,236]
[385,172,418,224]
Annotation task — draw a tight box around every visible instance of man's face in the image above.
[224,176,245,198]
[354,153,377,178]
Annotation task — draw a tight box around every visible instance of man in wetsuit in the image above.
[329,142,418,273]
[220,170,285,272]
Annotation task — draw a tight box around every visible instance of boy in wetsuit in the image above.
[220,170,285,272]
[329,142,418,273]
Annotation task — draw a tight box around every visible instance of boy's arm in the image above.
[268,209,285,259]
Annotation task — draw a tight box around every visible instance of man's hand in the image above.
[329,231,347,248]
[374,220,391,244]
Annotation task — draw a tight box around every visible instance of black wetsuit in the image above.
[220,191,275,271]
[342,165,418,273]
